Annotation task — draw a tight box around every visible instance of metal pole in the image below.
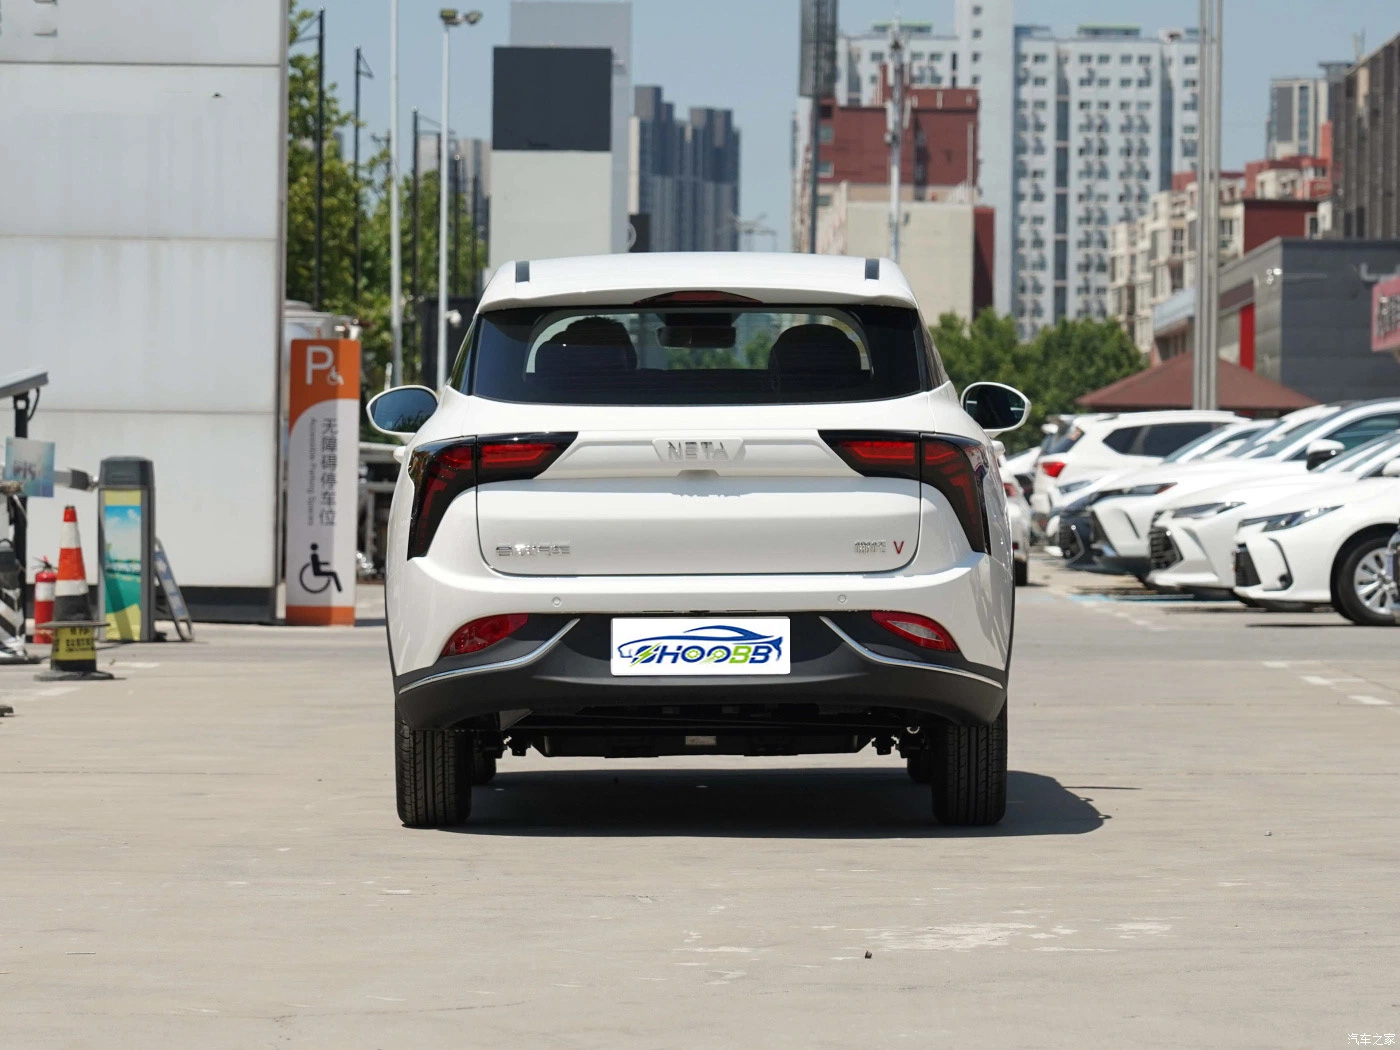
[353,45,362,303]
[12,395,28,586]
[438,24,451,395]
[314,8,325,310]
[451,152,461,297]
[888,21,905,264]
[470,171,480,297]
[1207,0,1223,408]
[1192,0,1219,409]
[411,108,420,366]
[807,9,822,254]
[389,0,403,385]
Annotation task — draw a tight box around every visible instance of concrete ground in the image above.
[2,559,1397,1048]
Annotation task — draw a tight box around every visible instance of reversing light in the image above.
[871,611,959,652]
[441,614,529,658]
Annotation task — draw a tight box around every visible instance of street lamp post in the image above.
[353,47,374,303]
[437,9,483,395]
[314,8,325,310]
[389,0,403,385]
[1192,0,1224,409]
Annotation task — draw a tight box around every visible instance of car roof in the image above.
[1081,409,1240,428]
[478,252,921,311]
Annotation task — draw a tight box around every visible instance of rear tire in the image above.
[395,714,472,827]
[931,705,1008,826]
[1013,559,1029,587]
[1333,533,1397,627]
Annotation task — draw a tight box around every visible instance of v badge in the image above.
[893,540,905,554]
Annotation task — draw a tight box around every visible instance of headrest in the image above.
[534,340,633,375]
[768,324,863,375]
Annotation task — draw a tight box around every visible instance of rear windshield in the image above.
[460,305,930,406]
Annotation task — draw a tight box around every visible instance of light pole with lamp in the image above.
[437,9,483,395]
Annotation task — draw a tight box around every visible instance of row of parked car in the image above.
[1000,401,1400,626]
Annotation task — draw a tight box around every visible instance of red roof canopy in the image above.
[1077,353,1317,413]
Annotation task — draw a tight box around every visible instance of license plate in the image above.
[610,617,791,677]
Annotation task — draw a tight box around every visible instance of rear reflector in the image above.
[441,614,529,658]
[871,611,959,652]
[407,433,576,559]
[1040,459,1067,478]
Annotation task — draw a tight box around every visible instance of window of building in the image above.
[1079,100,1091,110]
[972,51,981,63]
[1184,78,1197,88]
[816,193,832,207]
[972,74,981,85]
[818,124,834,143]
[1138,101,1151,110]
[1139,54,1152,64]
[1098,78,1110,87]
[1183,124,1197,135]
[1033,76,1047,86]
[931,52,943,61]
[1120,78,1132,88]
[870,51,884,63]
[818,160,833,177]
[1034,99,1048,109]
[972,28,982,39]
[972,4,982,14]
[1097,54,1111,64]
[1034,53,1048,63]
[1185,54,1197,65]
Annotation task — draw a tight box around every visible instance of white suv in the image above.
[369,254,1029,828]
[1032,410,1242,515]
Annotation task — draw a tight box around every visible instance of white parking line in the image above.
[1349,695,1393,706]
[1301,675,1364,686]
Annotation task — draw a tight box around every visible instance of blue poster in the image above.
[4,437,55,498]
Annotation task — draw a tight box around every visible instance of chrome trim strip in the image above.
[820,616,1003,689]
[398,618,580,693]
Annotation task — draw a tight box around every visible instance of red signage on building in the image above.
[1374,275,1400,353]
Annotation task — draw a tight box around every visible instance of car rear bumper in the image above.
[393,612,1008,732]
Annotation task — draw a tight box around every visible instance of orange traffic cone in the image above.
[36,506,113,681]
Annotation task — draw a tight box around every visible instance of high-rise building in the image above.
[630,87,741,252]
[804,11,1198,334]
[492,1,632,265]
[1266,63,1348,161]
[1330,31,1400,240]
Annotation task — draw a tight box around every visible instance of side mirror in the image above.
[366,385,438,437]
[962,382,1031,436]
[1305,437,1344,471]
[1382,458,1400,478]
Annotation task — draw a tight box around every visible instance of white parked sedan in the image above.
[1234,471,1400,625]
[368,252,1030,827]
[1148,431,1400,597]
[1082,400,1400,578]
[997,443,1032,586]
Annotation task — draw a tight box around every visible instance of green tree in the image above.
[932,310,1144,451]
[285,2,487,395]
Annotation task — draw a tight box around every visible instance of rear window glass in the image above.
[1102,425,1143,454]
[1140,421,1216,457]
[1045,426,1084,455]
[460,305,928,406]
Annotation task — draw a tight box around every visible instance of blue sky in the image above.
[314,0,1398,247]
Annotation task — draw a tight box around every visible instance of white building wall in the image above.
[489,152,615,265]
[0,0,286,612]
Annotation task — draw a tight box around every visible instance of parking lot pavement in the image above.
[2,564,1398,1049]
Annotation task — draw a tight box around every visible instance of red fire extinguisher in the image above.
[33,557,56,644]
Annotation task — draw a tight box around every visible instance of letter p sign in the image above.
[306,345,344,387]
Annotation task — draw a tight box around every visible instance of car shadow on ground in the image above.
[454,769,1109,839]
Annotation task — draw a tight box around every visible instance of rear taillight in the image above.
[824,436,919,479]
[871,611,959,652]
[1040,459,1067,479]
[822,431,988,553]
[922,437,987,553]
[408,433,575,559]
[441,614,529,658]
[1004,480,1020,498]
